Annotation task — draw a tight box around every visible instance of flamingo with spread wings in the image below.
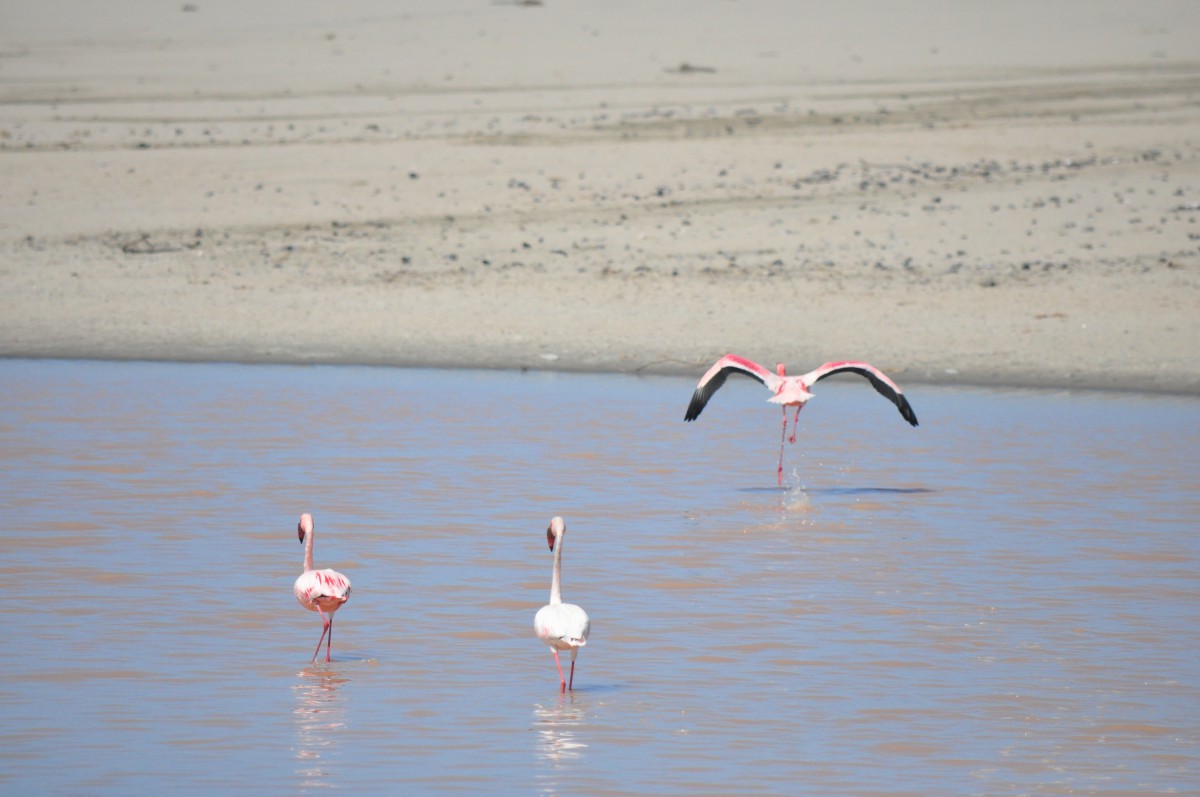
[684,354,918,485]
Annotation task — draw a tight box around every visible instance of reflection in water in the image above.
[293,667,350,788]
[533,694,588,766]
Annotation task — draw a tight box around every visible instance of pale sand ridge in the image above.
[2,1,1198,391]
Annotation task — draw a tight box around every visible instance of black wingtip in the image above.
[684,390,706,422]
[898,395,919,427]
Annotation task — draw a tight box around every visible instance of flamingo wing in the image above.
[801,361,919,427]
[684,354,779,421]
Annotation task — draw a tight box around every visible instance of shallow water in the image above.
[1,359,1197,795]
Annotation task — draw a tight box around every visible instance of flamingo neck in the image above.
[549,537,564,605]
[303,530,314,573]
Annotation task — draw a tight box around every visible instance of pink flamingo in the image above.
[534,517,591,691]
[684,354,919,485]
[293,513,352,663]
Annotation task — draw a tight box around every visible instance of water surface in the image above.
[1,359,1197,794]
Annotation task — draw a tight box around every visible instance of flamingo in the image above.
[684,354,919,485]
[293,513,352,663]
[534,517,591,692]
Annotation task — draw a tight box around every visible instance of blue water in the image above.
[1,359,1197,795]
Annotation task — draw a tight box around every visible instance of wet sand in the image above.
[2,1,1198,391]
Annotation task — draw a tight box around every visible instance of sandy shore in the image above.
[2,1,1198,392]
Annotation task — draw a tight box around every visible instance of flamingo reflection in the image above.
[533,694,588,766]
[293,666,350,788]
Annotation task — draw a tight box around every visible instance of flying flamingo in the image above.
[293,513,352,663]
[684,354,919,485]
[534,517,591,692]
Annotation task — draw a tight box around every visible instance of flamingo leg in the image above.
[552,649,566,692]
[777,407,788,486]
[568,650,578,691]
[311,606,330,663]
[326,615,334,663]
[789,406,801,444]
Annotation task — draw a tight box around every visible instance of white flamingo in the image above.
[534,517,591,691]
[293,513,352,663]
[684,354,919,485]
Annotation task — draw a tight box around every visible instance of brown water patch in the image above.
[21,669,154,682]
[871,741,943,756]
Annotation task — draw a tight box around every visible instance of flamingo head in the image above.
[775,362,787,376]
[546,516,565,551]
[298,512,314,544]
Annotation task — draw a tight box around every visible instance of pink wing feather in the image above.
[798,361,918,426]
[684,354,780,421]
[294,568,352,610]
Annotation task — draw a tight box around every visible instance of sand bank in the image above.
[2,1,1198,391]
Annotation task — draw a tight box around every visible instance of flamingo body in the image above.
[294,569,352,615]
[534,517,591,691]
[293,513,351,663]
[684,354,918,484]
[535,603,591,654]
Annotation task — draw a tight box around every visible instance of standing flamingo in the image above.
[534,517,591,692]
[684,354,919,485]
[293,513,352,663]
